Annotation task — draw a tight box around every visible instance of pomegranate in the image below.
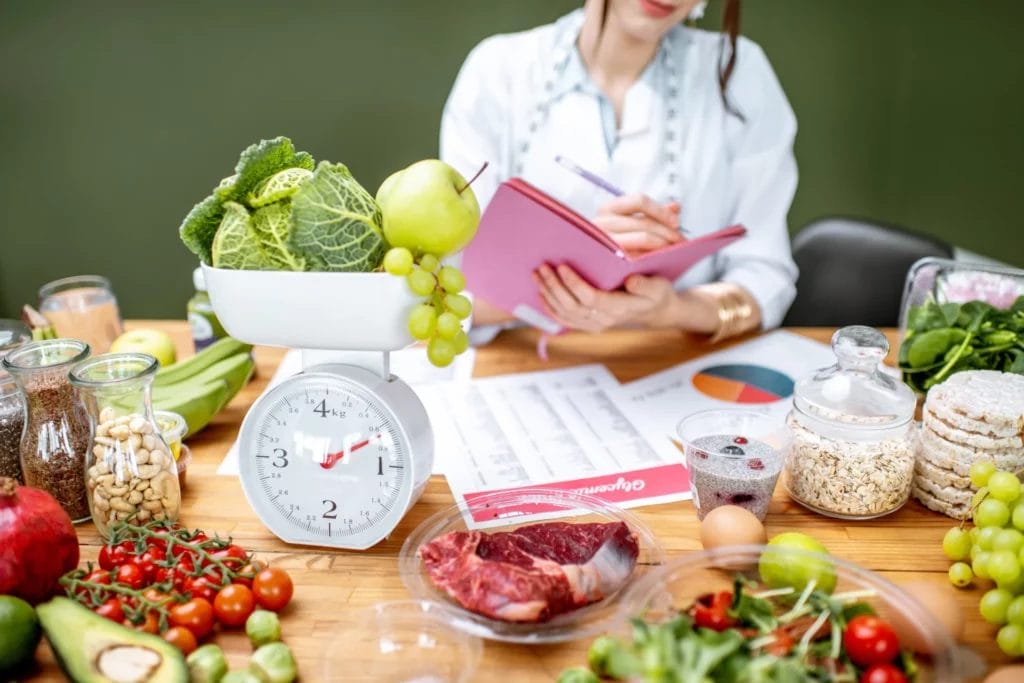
[0,477,80,604]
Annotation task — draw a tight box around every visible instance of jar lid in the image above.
[193,267,207,292]
[793,326,917,428]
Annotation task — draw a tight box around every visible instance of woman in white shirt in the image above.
[441,0,798,342]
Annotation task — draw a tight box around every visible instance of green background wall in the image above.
[1,0,1021,319]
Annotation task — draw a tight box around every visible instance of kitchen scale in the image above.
[202,266,434,550]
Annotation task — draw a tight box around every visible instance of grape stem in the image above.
[457,161,489,195]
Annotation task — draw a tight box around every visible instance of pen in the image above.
[554,155,688,235]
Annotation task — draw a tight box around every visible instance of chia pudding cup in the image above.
[677,410,785,522]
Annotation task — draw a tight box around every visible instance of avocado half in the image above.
[36,598,187,683]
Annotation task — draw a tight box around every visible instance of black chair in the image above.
[783,217,954,327]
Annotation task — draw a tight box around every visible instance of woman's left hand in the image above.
[534,264,676,332]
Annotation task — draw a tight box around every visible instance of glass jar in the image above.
[0,321,31,482]
[39,275,124,354]
[188,267,226,352]
[1,339,92,521]
[70,353,181,538]
[784,326,918,520]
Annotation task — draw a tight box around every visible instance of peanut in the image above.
[142,500,163,512]
[109,424,130,440]
[99,407,116,424]
[134,449,150,465]
[142,434,157,451]
[136,509,151,522]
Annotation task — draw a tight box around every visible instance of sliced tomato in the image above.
[692,591,737,631]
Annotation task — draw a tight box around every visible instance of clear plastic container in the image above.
[617,545,962,682]
[325,600,482,683]
[900,257,1024,332]
[677,409,786,522]
[785,326,918,520]
[70,353,181,537]
[2,338,92,522]
[154,410,187,461]
[0,321,31,483]
[398,488,665,643]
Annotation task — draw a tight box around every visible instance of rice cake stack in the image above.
[913,370,1024,519]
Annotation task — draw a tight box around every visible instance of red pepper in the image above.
[692,591,737,631]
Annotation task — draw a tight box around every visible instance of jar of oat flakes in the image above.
[69,352,181,538]
[2,338,92,521]
[785,326,918,520]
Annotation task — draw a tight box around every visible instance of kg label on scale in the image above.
[237,366,432,550]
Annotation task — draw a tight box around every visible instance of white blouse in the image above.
[441,9,799,329]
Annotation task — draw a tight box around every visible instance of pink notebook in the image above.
[462,178,747,332]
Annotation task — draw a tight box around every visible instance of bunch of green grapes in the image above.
[383,247,471,368]
[942,461,1024,656]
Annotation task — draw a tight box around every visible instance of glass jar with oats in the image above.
[784,326,918,520]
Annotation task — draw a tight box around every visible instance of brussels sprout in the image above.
[249,642,297,683]
[186,644,228,683]
[246,610,282,648]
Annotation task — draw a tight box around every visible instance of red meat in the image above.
[419,521,639,622]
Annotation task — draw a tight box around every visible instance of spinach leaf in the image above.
[905,328,967,368]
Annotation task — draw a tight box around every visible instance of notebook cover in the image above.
[462,178,747,333]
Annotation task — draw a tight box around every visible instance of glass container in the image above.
[676,409,786,521]
[188,266,227,352]
[39,275,123,354]
[0,321,31,482]
[785,326,918,520]
[70,352,181,538]
[2,339,92,521]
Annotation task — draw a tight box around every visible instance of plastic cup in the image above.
[677,409,786,521]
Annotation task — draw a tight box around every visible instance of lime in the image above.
[0,595,41,672]
[759,532,837,594]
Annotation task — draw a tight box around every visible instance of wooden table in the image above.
[30,324,1001,681]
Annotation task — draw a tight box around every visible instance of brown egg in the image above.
[887,578,965,655]
[700,505,767,549]
[984,666,1024,683]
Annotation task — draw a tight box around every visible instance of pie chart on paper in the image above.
[691,364,795,404]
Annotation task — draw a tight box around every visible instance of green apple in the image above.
[759,532,837,594]
[376,159,481,257]
[110,329,177,367]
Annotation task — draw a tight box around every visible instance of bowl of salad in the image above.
[559,545,961,682]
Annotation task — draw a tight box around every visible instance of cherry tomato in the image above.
[252,567,294,611]
[844,616,901,667]
[115,562,146,590]
[184,576,219,603]
[169,597,215,639]
[860,664,908,683]
[98,541,135,570]
[692,591,737,632]
[134,547,166,583]
[84,568,112,585]
[95,598,125,623]
[138,611,160,634]
[232,561,265,588]
[212,544,249,571]
[163,626,198,655]
[213,584,256,627]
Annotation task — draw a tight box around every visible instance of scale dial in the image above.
[237,364,432,550]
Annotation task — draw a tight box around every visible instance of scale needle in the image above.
[319,434,382,470]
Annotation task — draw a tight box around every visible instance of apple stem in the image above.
[457,161,489,196]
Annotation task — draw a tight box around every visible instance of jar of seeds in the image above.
[2,338,92,521]
[784,326,918,520]
[0,321,32,482]
[70,352,181,538]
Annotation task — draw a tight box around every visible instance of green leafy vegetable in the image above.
[211,202,274,270]
[251,202,306,271]
[249,167,313,208]
[179,194,225,265]
[899,296,1024,392]
[216,136,314,203]
[290,161,387,272]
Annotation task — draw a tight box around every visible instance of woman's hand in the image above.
[593,194,683,252]
[534,264,677,333]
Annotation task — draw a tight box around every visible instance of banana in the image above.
[175,352,254,409]
[153,378,231,436]
[154,337,252,387]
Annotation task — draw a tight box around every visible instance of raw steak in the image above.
[419,521,640,623]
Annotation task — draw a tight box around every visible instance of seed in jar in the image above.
[109,425,130,440]
[114,415,131,426]
[128,416,150,434]
[99,407,116,424]
[134,449,150,465]
[142,434,156,450]
[127,490,143,505]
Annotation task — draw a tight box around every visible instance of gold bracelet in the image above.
[703,283,757,343]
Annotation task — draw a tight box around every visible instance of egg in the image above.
[984,666,1024,683]
[888,578,965,654]
[699,505,766,549]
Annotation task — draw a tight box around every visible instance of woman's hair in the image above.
[597,0,744,118]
